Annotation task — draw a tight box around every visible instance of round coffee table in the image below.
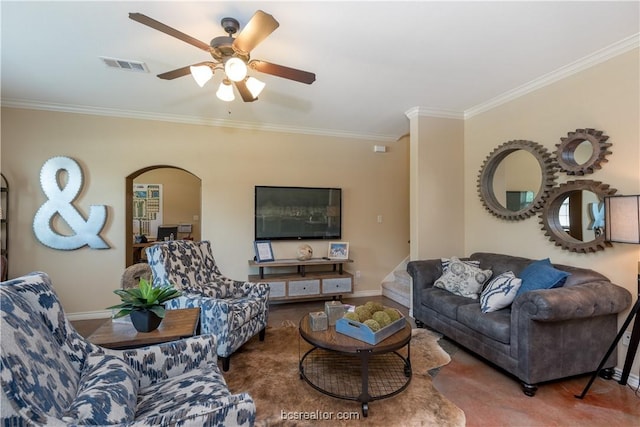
[298,313,412,417]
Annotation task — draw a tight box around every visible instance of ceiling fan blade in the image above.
[157,62,216,80]
[232,10,279,55]
[249,60,316,84]
[235,80,257,102]
[129,12,211,52]
[157,66,193,80]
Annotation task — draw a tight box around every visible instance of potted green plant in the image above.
[107,277,181,332]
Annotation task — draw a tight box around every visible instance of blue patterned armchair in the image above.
[0,271,256,426]
[146,240,269,371]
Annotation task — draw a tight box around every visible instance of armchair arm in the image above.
[191,276,269,299]
[165,294,202,310]
[512,281,632,322]
[105,334,218,388]
[235,279,270,299]
[216,274,269,299]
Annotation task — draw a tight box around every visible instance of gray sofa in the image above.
[408,252,632,396]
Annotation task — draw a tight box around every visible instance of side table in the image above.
[298,313,412,417]
[88,307,200,349]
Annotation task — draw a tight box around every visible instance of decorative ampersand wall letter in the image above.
[33,156,110,250]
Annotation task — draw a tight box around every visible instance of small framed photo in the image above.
[254,240,275,262]
[328,242,349,260]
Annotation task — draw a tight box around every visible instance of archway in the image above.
[125,165,202,266]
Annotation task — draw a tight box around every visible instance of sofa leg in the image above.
[599,367,615,380]
[415,319,426,329]
[221,356,230,372]
[259,328,266,341]
[521,383,538,397]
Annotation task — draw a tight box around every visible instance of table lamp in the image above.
[576,194,640,398]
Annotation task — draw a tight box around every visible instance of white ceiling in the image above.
[2,1,639,141]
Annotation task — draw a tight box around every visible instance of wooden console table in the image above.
[248,258,354,302]
[249,258,352,279]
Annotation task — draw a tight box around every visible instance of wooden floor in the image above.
[72,296,639,426]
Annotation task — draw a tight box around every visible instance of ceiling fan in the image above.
[129,10,316,102]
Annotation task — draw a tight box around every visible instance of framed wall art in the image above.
[328,242,349,260]
[254,240,275,262]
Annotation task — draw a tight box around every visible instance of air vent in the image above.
[100,56,149,73]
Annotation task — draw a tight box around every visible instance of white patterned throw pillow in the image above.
[434,257,492,299]
[480,271,522,313]
[441,258,480,272]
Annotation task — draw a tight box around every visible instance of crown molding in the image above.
[0,99,397,143]
[405,106,464,120]
[3,33,637,140]
[465,33,640,119]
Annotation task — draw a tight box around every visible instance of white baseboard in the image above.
[67,310,111,321]
[613,368,640,389]
[350,289,382,299]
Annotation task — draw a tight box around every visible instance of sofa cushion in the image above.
[434,257,492,299]
[457,303,511,344]
[516,258,570,297]
[136,366,233,423]
[62,353,138,425]
[480,271,522,313]
[422,287,477,320]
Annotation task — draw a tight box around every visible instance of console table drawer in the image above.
[268,281,286,298]
[288,280,320,296]
[322,277,352,294]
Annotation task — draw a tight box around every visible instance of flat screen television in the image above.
[255,186,342,241]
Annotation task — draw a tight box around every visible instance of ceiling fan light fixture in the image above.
[224,57,247,82]
[216,79,235,102]
[190,65,213,87]
[245,76,266,98]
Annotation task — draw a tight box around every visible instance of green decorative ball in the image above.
[343,312,359,322]
[365,301,384,313]
[354,306,372,322]
[372,311,392,328]
[363,319,381,332]
[383,308,401,322]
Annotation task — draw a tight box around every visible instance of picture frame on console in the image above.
[328,242,349,260]
[254,240,274,262]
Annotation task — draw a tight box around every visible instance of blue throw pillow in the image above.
[516,258,570,296]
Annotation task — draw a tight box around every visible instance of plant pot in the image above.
[130,310,163,332]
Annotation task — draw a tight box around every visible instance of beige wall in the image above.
[465,48,640,372]
[409,114,465,260]
[1,110,410,314]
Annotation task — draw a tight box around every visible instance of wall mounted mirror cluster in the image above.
[539,180,617,253]
[478,128,616,253]
[477,140,557,220]
[555,128,612,175]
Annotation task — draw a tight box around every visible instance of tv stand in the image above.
[248,258,354,302]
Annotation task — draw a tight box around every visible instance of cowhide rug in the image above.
[223,321,465,426]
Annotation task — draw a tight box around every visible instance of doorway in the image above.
[125,165,202,266]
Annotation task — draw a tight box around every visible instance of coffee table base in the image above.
[299,345,411,417]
